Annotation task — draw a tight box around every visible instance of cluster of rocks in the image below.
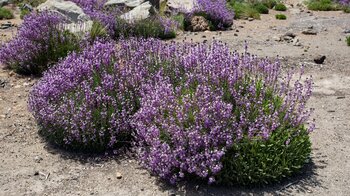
[0,21,14,30]
[273,32,302,47]
[36,0,195,23]
[0,0,9,7]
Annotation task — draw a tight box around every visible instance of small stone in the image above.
[235,29,239,32]
[116,172,122,179]
[284,32,296,38]
[273,36,281,41]
[34,171,39,176]
[34,156,43,163]
[248,17,254,21]
[302,29,317,35]
[168,190,176,196]
[314,55,326,64]
[344,29,350,34]
[234,33,238,36]
[202,35,206,38]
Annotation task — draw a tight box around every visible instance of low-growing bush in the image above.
[276,14,287,19]
[307,0,336,11]
[29,41,140,152]
[29,38,315,184]
[132,40,315,185]
[275,3,287,11]
[254,3,269,14]
[0,11,80,75]
[346,36,350,46]
[228,1,261,20]
[0,7,14,20]
[261,0,277,9]
[188,0,234,30]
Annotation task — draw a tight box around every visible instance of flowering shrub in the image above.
[186,0,234,30]
[0,11,79,75]
[132,40,314,184]
[28,38,179,151]
[70,0,178,39]
[29,38,314,184]
[28,41,142,151]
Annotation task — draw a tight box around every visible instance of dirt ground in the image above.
[1,1,350,195]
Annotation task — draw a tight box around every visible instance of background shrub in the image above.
[228,1,261,20]
[261,0,277,8]
[0,11,80,75]
[0,7,14,20]
[307,0,336,11]
[276,14,287,20]
[274,3,287,11]
[254,3,269,14]
[188,0,234,29]
[346,36,350,46]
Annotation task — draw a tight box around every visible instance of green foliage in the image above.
[261,0,277,9]
[217,126,312,185]
[307,0,336,11]
[89,21,108,41]
[13,0,46,7]
[275,14,287,20]
[228,0,261,19]
[254,3,269,14]
[114,17,176,40]
[0,7,14,20]
[274,3,287,11]
[132,18,175,39]
[346,36,350,46]
[20,9,31,19]
[172,14,185,30]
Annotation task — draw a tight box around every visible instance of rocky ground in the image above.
[1,1,350,196]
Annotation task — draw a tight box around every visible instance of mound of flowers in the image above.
[29,38,314,185]
[0,11,79,75]
[185,0,235,30]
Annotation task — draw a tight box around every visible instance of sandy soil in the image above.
[1,1,350,196]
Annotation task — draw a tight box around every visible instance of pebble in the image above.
[302,29,317,35]
[34,156,43,163]
[116,172,122,179]
[314,55,326,64]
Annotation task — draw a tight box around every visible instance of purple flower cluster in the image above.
[29,38,314,182]
[0,11,70,73]
[131,40,314,183]
[338,0,350,5]
[28,40,145,150]
[190,0,234,29]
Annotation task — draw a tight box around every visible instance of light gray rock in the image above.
[37,0,90,22]
[120,1,152,21]
[0,0,9,7]
[302,29,317,35]
[105,0,144,8]
[167,0,195,11]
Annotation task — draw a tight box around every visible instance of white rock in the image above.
[37,0,90,22]
[167,0,195,11]
[121,1,152,21]
[105,0,144,8]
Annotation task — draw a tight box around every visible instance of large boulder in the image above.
[37,0,90,22]
[167,0,195,11]
[120,1,152,21]
[104,0,145,8]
